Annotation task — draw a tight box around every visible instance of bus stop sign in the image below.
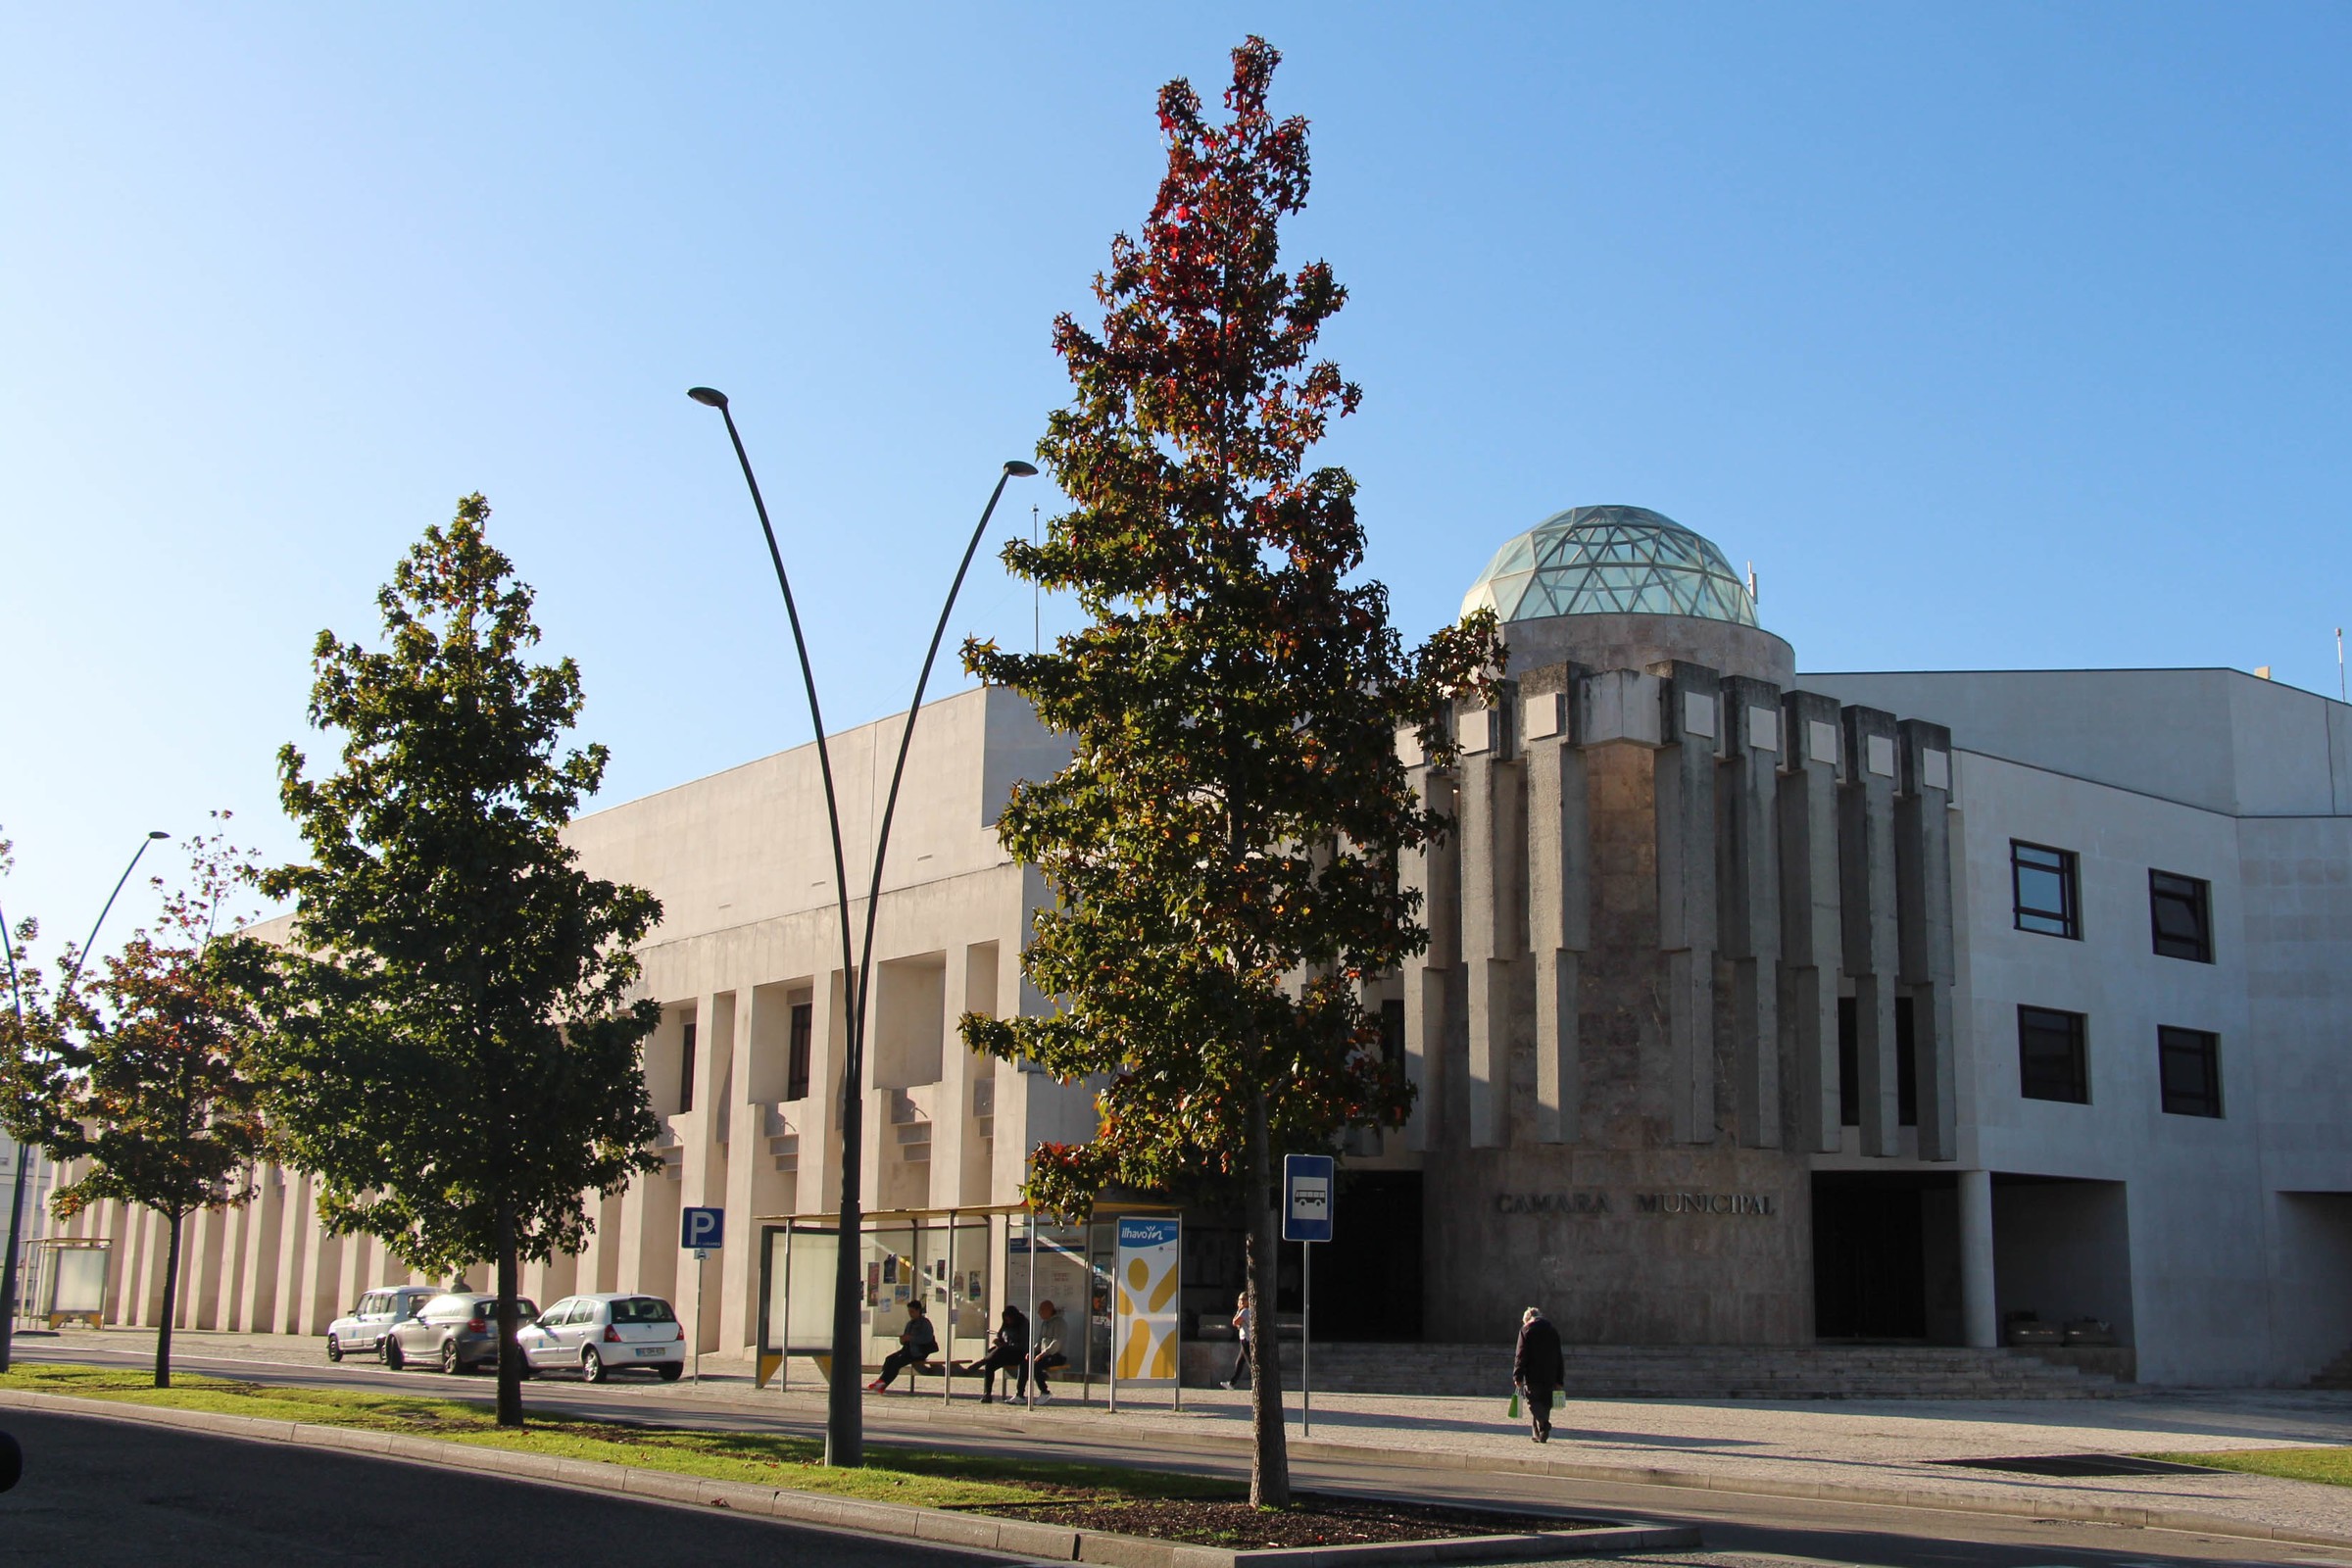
[1282,1153,1334,1243]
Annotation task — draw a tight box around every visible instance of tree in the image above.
[260,494,662,1428]
[0,826,56,1375]
[34,825,270,1388]
[960,38,1497,1506]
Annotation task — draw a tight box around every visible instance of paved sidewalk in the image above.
[36,1327,2352,1544]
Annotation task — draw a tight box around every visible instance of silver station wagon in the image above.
[516,1293,686,1382]
[324,1286,438,1362]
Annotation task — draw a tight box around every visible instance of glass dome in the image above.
[1459,506,1757,627]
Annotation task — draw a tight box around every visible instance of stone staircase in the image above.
[1214,1342,2131,1398]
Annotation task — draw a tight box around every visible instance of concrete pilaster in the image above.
[1398,739,1457,1153]
[236,1166,285,1332]
[1717,674,1784,1150]
[275,1170,311,1331]
[722,983,795,1353]
[1838,704,1902,1158]
[1896,718,1960,1162]
[1958,1167,1997,1348]
[1777,690,1843,1152]
[1458,687,1519,1149]
[1522,672,1590,1145]
[1653,662,1721,1145]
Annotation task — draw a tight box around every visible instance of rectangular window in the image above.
[1379,999,1406,1070]
[2018,1005,2089,1103]
[678,1020,697,1114]
[1834,996,1918,1126]
[2012,841,2081,939]
[787,1003,813,1102]
[2159,1026,2223,1117]
[2150,870,2213,963]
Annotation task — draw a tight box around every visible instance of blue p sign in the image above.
[680,1206,724,1250]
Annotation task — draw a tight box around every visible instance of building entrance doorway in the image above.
[1307,1171,1423,1342]
[1813,1172,1961,1342]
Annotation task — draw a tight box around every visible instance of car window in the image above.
[611,1298,677,1324]
[542,1299,575,1326]
[358,1293,384,1316]
[472,1298,533,1319]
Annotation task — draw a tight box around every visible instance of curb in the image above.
[0,1389,1697,1567]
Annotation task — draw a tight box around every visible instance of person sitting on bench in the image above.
[867,1299,938,1391]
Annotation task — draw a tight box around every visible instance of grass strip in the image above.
[0,1361,1240,1510]
[2142,1448,2352,1489]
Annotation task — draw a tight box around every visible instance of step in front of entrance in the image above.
[1182,1343,2127,1398]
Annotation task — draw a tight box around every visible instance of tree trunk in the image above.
[495,1198,522,1427]
[1245,1085,1290,1507]
[156,1208,183,1390]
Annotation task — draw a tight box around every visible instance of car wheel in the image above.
[326,1335,342,1363]
[658,1362,683,1383]
[580,1347,606,1384]
[440,1339,462,1375]
[384,1337,405,1371]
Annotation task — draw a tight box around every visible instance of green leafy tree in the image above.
[961,38,1497,1506]
[260,495,662,1428]
[34,825,271,1388]
[0,826,58,1375]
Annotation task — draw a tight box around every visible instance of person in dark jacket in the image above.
[971,1303,1029,1402]
[1513,1305,1564,1443]
[868,1299,939,1392]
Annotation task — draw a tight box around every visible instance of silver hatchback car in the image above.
[516,1293,686,1382]
[324,1286,437,1362]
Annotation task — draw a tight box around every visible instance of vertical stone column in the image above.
[680,993,734,1231]
[1777,691,1843,1152]
[800,967,848,1218]
[1717,675,1784,1150]
[275,1171,312,1332]
[932,945,975,1211]
[236,1165,286,1333]
[1521,668,1590,1145]
[1653,662,1721,1146]
[723,984,792,1353]
[1896,719,1959,1162]
[1838,705,1902,1158]
[1397,728,1457,1152]
[1958,1167,1997,1348]
[1457,687,1519,1149]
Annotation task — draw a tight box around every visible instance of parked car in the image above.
[383,1291,539,1374]
[324,1286,438,1362]
[517,1294,686,1383]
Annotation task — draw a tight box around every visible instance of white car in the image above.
[517,1293,686,1382]
[325,1286,438,1362]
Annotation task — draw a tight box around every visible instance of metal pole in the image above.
[1024,1205,1036,1411]
[1301,1239,1312,1436]
[780,1218,793,1395]
[1172,1221,1182,1412]
[0,829,164,1374]
[943,1209,956,1406]
[1108,1220,1119,1415]
[691,392,864,1465]
[694,1250,706,1384]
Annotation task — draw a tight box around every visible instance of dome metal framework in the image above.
[1459,505,1757,627]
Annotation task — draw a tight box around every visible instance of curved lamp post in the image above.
[690,386,1034,1466]
[0,829,169,1371]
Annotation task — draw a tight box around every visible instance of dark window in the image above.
[2018,1005,2089,1102]
[2150,870,2214,963]
[2159,1027,2223,1117]
[612,1297,678,1323]
[1379,999,1406,1070]
[1837,996,1919,1127]
[678,1020,697,1113]
[2012,842,2081,939]
[787,1003,813,1102]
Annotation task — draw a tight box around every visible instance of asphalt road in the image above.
[23,1340,2352,1568]
[0,1407,1006,1566]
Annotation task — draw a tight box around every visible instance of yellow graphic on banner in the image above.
[1113,1218,1181,1382]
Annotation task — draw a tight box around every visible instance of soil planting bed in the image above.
[975,1493,1608,1549]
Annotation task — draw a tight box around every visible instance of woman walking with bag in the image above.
[1513,1305,1563,1443]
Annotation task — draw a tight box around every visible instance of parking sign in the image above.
[681,1206,724,1250]
[1282,1153,1334,1243]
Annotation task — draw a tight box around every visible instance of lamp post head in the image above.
[147,831,169,841]
[1003,461,1039,478]
[687,387,729,410]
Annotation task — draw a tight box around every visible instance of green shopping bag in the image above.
[1507,1389,1521,1419]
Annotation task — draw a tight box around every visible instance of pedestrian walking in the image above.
[866,1299,939,1392]
[1218,1292,1250,1390]
[972,1303,1029,1402]
[1027,1298,1068,1401]
[1513,1305,1563,1443]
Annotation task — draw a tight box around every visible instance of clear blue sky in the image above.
[4,3,2347,947]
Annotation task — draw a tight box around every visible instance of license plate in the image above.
[635,1347,666,1357]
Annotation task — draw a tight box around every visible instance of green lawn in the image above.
[2142,1447,2352,1489]
[0,1361,1240,1510]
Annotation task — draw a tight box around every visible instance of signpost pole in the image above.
[695,1249,707,1384]
[1301,1238,1311,1436]
[781,1218,793,1395]
[1023,1207,1037,1412]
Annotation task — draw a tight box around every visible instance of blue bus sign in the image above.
[1282,1154,1334,1243]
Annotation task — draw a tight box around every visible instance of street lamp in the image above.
[690,387,1034,1466]
[0,828,170,1372]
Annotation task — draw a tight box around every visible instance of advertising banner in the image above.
[1112,1216,1181,1384]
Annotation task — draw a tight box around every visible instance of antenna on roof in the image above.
[2337,627,2345,703]
[1745,560,1758,604]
